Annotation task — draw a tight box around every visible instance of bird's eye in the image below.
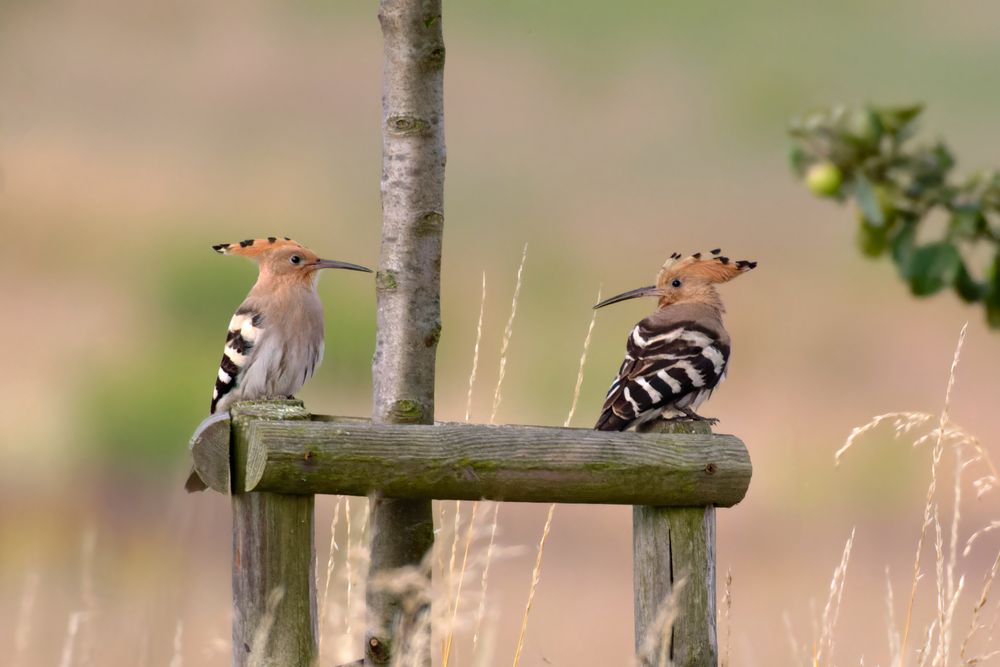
[290,255,301,265]
[671,278,682,288]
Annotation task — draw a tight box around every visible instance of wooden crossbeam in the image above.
[189,402,751,507]
[241,420,750,506]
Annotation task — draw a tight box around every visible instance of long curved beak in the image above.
[313,259,373,273]
[593,285,660,309]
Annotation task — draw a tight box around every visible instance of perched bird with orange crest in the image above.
[594,249,756,432]
[185,237,371,492]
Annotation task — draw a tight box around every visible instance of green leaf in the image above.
[949,207,984,240]
[843,108,882,150]
[907,242,962,296]
[892,220,918,278]
[954,262,985,303]
[854,175,885,226]
[789,145,808,175]
[986,253,1000,328]
[876,103,924,135]
[857,220,889,257]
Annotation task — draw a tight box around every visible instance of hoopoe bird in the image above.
[185,237,371,492]
[593,250,756,431]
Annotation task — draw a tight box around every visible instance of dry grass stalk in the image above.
[472,610,499,667]
[886,567,901,661]
[247,587,284,667]
[964,522,1000,558]
[835,411,934,466]
[168,620,184,667]
[442,500,462,654]
[345,496,354,638]
[959,550,1000,664]
[917,619,938,667]
[509,286,600,666]
[512,502,557,667]
[469,248,527,661]
[58,610,86,667]
[353,499,372,642]
[944,443,967,662]
[466,272,487,423]
[344,496,369,638]
[933,504,947,666]
[816,528,856,666]
[79,526,98,667]
[784,611,804,664]
[12,569,39,667]
[562,286,601,429]
[472,502,501,657]
[489,243,528,425]
[940,574,967,667]
[439,271,489,663]
[722,567,733,667]
[635,577,686,667]
[908,324,966,666]
[320,494,344,644]
[442,501,481,667]
[508,287,601,650]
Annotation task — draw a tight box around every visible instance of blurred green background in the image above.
[1,0,998,664]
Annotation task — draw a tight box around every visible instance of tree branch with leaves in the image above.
[790,103,1000,327]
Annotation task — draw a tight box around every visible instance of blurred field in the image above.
[1,0,999,664]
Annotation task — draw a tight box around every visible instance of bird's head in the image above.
[211,237,372,286]
[594,249,756,311]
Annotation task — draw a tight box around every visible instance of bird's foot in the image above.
[672,408,719,425]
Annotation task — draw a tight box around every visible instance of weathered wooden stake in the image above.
[368,0,445,664]
[634,420,720,667]
[230,401,318,667]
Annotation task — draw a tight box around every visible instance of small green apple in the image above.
[806,161,843,197]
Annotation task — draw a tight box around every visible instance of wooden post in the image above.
[368,0,445,663]
[230,401,318,667]
[634,420,721,667]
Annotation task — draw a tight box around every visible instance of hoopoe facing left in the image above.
[185,237,371,492]
[594,250,756,432]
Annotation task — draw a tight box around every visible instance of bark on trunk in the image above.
[367,0,445,665]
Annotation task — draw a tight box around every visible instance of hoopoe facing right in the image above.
[594,250,756,431]
[185,237,371,492]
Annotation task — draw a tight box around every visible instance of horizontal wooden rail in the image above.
[222,418,750,506]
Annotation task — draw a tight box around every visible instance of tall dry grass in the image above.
[812,323,999,667]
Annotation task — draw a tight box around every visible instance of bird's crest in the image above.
[656,249,757,288]
[211,237,301,258]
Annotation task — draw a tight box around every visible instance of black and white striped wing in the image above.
[594,320,730,431]
[210,306,265,413]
